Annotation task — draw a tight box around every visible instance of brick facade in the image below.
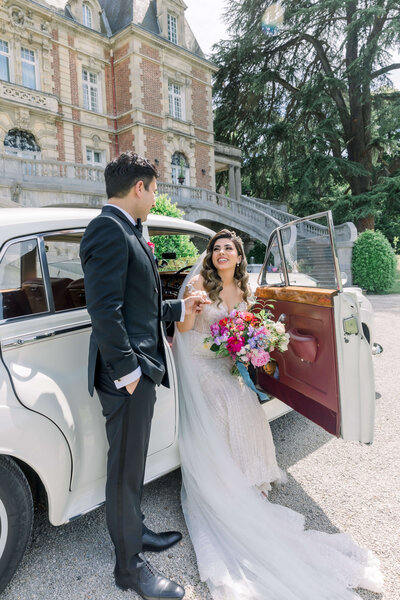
[0,1,218,192]
[115,57,132,114]
[192,67,209,131]
[51,30,61,98]
[73,124,83,164]
[140,57,162,115]
[195,143,212,189]
[144,130,165,179]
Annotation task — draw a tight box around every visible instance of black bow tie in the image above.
[135,218,143,233]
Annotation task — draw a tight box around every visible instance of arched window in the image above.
[82,3,92,28]
[4,129,41,158]
[171,152,189,186]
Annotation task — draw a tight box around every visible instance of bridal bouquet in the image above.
[204,307,290,375]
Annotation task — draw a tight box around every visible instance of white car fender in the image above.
[0,401,72,526]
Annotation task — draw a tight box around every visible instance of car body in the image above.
[0,208,380,592]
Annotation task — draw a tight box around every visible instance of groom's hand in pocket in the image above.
[126,377,140,395]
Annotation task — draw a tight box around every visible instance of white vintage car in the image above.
[0,207,381,593]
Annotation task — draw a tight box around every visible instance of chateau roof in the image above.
[41,0,204,57]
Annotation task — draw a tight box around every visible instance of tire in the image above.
[0,457,33,594]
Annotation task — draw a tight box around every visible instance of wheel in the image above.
[0,457,33,593]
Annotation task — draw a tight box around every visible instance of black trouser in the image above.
[95,362,156,573]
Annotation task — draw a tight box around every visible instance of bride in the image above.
[173,229,383,600]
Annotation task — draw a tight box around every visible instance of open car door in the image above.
[254,211,376,444]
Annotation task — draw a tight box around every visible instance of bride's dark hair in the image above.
[201,229,250,306]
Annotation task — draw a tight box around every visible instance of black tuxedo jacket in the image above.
[80,205,182,395]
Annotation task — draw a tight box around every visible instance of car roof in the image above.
[0,208,214,242]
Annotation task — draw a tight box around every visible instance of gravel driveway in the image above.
[3,295,399,600]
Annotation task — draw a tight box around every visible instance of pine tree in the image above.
[213,0,400,231]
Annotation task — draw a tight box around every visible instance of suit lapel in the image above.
[101,205,160,285]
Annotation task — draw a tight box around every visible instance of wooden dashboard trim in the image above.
[255,286,338,308]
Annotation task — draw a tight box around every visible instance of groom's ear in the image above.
[132,180,144,197]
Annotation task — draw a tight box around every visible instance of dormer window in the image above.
[167,13,178,44]
[82,3,92,28]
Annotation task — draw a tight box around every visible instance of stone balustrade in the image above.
[0,81,58,113]
[0,154,356,281]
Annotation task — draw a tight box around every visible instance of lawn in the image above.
[388,255,400,294]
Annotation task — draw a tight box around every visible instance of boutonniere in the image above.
[147,241,155,255]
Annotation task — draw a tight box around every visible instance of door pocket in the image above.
[289,329,318,363]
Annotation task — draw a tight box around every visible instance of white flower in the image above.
[275,321,285,334]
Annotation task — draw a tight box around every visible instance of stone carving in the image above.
[11,8,25,26]
[10,182,22,204]
[0,82,48,108]
[16,108,30,130]
[92,134,100,148]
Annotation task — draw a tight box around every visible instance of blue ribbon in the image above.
[235,361,270,404]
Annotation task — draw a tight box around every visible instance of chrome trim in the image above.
[372,343,384,356]
[1,321,91,350]
[38,236,52,312]
[0,234,40,266]
[277,228,289,286]
[258,227,279,286]
[327,210,343,292]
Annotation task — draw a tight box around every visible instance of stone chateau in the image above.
[0,0,242,207]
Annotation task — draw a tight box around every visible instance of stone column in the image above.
[228,164,236,199]
[234,166,242,200]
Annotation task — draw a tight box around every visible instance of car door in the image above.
[0,229,177,496]
[254,211,376,444]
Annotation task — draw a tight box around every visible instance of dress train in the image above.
[173,304,383,600]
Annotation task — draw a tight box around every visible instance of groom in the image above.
[80,152,207,599]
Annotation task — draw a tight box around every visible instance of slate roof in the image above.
[38,0,204,58]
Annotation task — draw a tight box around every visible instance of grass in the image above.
[388,255,400,294]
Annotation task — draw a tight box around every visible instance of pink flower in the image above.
[147,241,155,254]
[226,336,245,354]
[251,350,270,367]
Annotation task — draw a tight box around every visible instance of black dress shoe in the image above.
[114,555,185,599]
[142,528,182,552]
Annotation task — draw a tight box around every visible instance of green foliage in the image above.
[213,0,400,230]
[247,239,266,263]
[151,194,184,219]
[352,230,397,293]
[150,194,199,262]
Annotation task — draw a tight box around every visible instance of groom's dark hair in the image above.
[104,151,159,199]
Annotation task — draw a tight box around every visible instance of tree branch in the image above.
[370,63,400,79]
[300,33,351,138]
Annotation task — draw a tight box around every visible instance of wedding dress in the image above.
[173,299,383,600]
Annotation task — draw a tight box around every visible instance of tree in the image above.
[150,194,199,261]
[213,0,400,231]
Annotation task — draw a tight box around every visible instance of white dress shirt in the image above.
[106,204,185,389]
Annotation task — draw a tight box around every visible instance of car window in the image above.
[43,232,86,311]
[279,216,338,288]
[259,214,340,289]
[0,238,49,320]
[148,230,208,272]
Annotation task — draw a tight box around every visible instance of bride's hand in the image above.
[184,291,210,315]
